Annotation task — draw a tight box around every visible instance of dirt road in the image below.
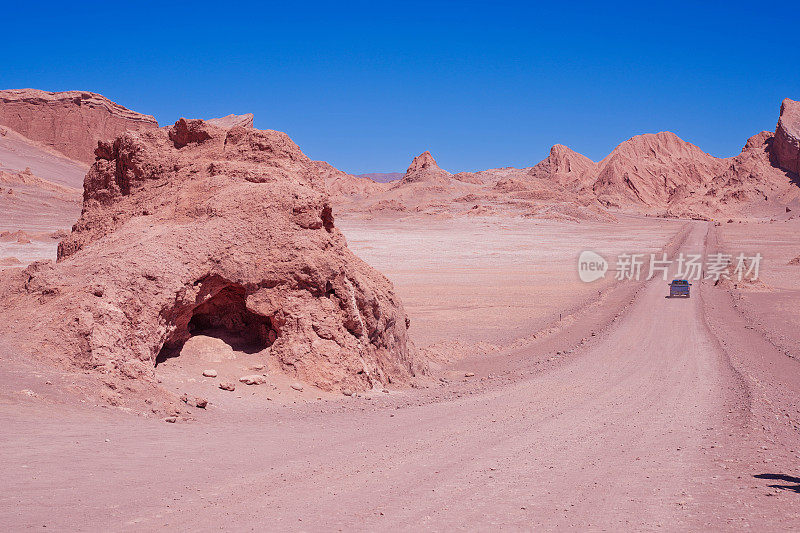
[2,222,798,530]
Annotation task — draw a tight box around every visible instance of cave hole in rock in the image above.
[156,277,277,365]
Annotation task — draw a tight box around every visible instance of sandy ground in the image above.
[2,216,799,530]
[338,215,684,352]
[0,128,84,264]
[712,218,800,357]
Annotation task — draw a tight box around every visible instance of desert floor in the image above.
[2,216,799,530]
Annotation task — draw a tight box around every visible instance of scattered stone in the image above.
[164,417,177,423]
[290,383,304,391]
[219,382,236,391]
[195,398,208,409]
[250,364,265,371]
[464,372,475,377]
[239,375,266,386]
[342,389,353,396]
[202,369,217,377]
[179,393,189,403]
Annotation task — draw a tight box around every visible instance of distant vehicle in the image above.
[669,279,691,298]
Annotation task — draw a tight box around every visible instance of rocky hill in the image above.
[0,89,158,164]
[399,151,452,185]
[0,117,425,410]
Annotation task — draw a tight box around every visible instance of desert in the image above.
[2,5,800,531]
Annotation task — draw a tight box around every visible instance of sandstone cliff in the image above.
[771,98,800,176]
[0,89,158,164]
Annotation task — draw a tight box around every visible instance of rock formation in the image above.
[591,132,725,209]
[0,117,423,403]
[0,89,158,163]
[314,160,385,201]
[771,98,800,176]
[206,113,255,130]
[399,151,452,184]
[527,144,596,188]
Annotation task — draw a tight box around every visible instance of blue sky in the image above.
[2,1,798,174]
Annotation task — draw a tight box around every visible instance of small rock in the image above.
[464,372,475,377]
[164,417,177,423]
[382,388,389,393]
[180,393,189,403]
[202,369,217,378]
[195,398,208,409]
[290,383,304,391]
[250,364,265,371]
[239,375,266,385]
[219,382,236,391]
[342,389,353,396]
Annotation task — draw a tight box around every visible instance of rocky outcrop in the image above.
[0,89,158,163]
[400,151,452,184]
[0,118,423,401]
[591,132,725,208]
[771,98,800,176]
[314,160,385,200]
[527,144,597,188]
[206,113,255,130]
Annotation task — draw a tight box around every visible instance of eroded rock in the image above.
[0,117,425,403]
[0,89,158,163]
[771,98,800,176]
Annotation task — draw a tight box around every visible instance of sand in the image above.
[339,215,685,348]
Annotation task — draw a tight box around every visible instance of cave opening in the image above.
[155,278,276,366]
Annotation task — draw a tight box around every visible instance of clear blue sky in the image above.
[2,1,798,174]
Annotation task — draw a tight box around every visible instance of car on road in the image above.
[668,279,691,298]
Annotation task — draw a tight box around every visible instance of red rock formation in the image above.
[206,113,255,130]
[527,144,597,188]
[0,118,423,403]
[0,89,158,163]
[591,132,725,209]
[682,131,800,218]
[400,151,452,184]
[771,98,800,176]
[314,160,385,201]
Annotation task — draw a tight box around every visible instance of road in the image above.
[2,222,797,530]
